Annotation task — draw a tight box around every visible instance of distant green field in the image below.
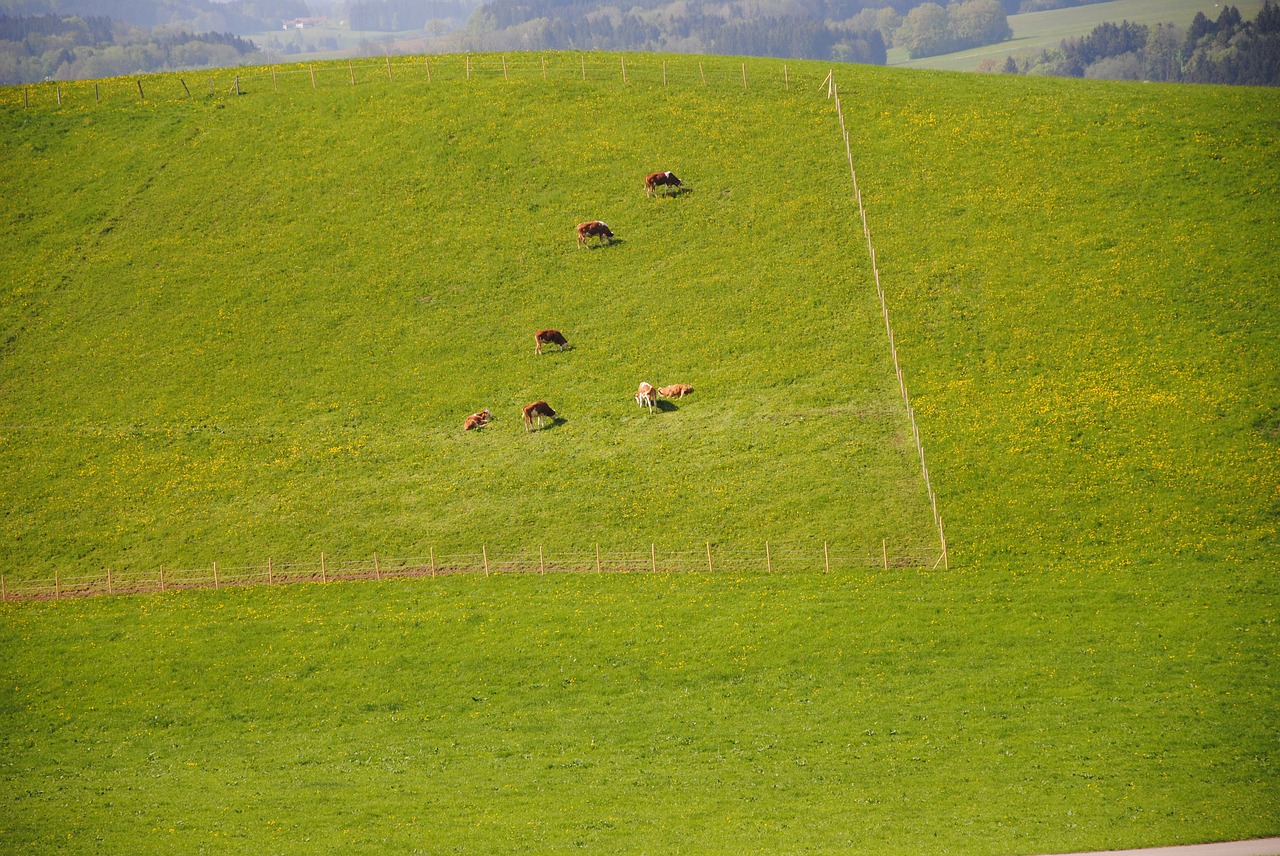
[1,54,1277,855]
[889,0,1268,70]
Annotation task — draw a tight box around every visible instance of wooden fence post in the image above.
[268,557,273,584]
[651,543,656,574]
[581,55,586,80]
[824,541,830,573]
[213,561,219,589]
[741,63,747,89]
[662,61,667,86]
[699,62,705,85]
[374,552,381,581]
[309,64,316,88]
[467,55,472,80]
[941,518,949,570]
[137,79,144,101]
[883,538,888,570]
[502,55,508,81]
[387,55,393,80]
[784,64,789,90]
[55,569,60,599]
[766,541,772,573]
[706,541,713,573]
[180,78,191,98]
[272,66,277,90]
[160,566,165,593]
[426,58,431,83]
[621,55,627,83]
[430,546,436,577]
[106,568,112,595]
[234,75,240,95]
[542,56,546,80]
[56,84,61,106]
[539,545,545,575]
[483,545,489,576]
[596,543,602,573]
[349,61,355,85]
[95,82,100,102]
[321,552,327,583]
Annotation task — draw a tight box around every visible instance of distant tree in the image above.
[896,1,949,57]
[948,0,1010,51]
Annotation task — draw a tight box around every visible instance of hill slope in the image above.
[0,56,939,579]
[0,55,1277,855]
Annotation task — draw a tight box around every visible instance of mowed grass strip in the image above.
[0,57,936,579]
[1,567,1274,854]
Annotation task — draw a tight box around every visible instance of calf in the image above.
[576,221,614,248]
[534,329,569,355]
[644,171,683,197]
[635,382,656,414]
[522,400,556,432]
[658,384,693,399]
[463,408,492,431]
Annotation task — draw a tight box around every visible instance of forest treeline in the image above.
[0,14,261,83]
[980,2,1280,85]
[458,0,1012,63]
[0,0,316,84]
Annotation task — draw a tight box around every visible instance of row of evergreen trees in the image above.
[989,3,1279,85]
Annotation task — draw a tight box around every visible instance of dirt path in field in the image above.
[1033,838,1280,856]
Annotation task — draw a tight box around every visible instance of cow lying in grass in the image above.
[463,409,492,431]
[644,171,683,197]
[576,221,614,248]
[523,400,556,432]
[534,329,569,354]
[658,384,693,399]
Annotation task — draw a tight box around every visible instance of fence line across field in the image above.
[0,541,944,602]
[8,52,821,109]
[827,75,949,568]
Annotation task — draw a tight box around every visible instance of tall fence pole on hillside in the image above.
[348,61,355,85]
[309,64,316,88]
[483,545,489,576]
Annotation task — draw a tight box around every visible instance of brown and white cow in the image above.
[658,384,693,399]
[522,400,556,432]
[576,221,614,248]
[644,171,683,197]
[534,329,569,355]
[635,382,656,414]
[463,408,492,431]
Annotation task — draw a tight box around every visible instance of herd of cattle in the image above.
[464,172,690,433]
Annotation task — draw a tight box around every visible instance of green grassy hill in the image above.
[1,55,1277,854]
[1,56,937,580]
[889,0,1268,71]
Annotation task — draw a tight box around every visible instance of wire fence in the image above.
[827,73,949,568]
[5,51,831,110]
[0,542,945,601]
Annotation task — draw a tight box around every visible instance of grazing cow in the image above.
[635,382,656,414]
[576,221,614,248]
[658,384,693,399]
[534,329,569,355]
[523,400,556,432]
[463,408,492,431]
[644,171,684,197]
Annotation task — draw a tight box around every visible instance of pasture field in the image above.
[0,55,938,580]
[888,0,1269,71]
[2,54,1279,854]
